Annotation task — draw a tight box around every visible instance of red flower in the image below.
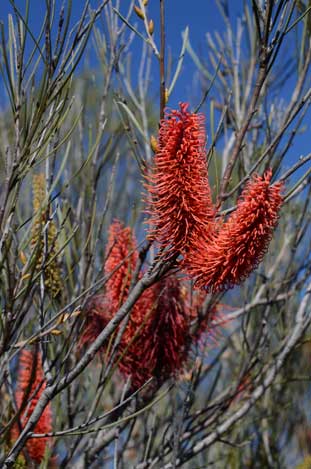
[12,350,52,464]
[79,221,139,352]
[79,221,156,375]
[185,170,283,291]
[103,220,155,351]
[104,220,138,309]
[144,276,190,379]
[118,275,191,389]
[145,102,215,256]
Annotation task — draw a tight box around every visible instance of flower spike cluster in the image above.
[80,103,284,393]
[146,103,283,291]
[185,170,283,291]
[80,221,201,390]
[145,102,215,256]
[11,350,52,464]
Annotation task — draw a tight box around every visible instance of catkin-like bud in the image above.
[31,174,62,298]
[150,135,158,153]
[134,5,145,19]
[31,174,46,258]
[33,173,46,213]
[148,19,154,35]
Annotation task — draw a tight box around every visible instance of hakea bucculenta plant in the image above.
[31,174,62,298]
[81,103,283,389]
[145,102,215,257]
[11,349,52,464]
[185,169,283,291]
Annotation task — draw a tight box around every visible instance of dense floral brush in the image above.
[80,221,197,390]
[145,102,215,256]
[80,220,141,350]
[104,220,138,309]
[185,170,283,291]
[118,275,191,389]
[11,350,52,464]
[79,221,155,378]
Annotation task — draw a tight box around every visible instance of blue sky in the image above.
[124,0,244,107]
[0,1,244,109]
[1,1,310,181]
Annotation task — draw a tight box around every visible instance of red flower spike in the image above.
[12,350,52,464]
[105,220,138,310]
[144,276,190,380]
[79,221,156,365]
[79,221,137,352]
[145,102,215,256]
[186,170,283,291]
[103,220,155,344]
[118,276,191,390]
